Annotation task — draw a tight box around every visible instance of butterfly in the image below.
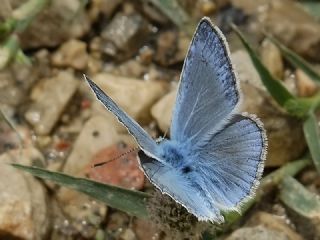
[85,17,267,223]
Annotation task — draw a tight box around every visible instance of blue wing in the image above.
[170,17,240,146]
[140,114,267,221]
[138,150,225,223]
[196,114,267,211]
[85,76,162,161]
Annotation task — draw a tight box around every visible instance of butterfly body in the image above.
[157,139,192,168]
[85,17,267,223]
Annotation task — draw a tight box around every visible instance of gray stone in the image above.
[17,0,90,48]
[226,225,291,240]
[0,148,50,240]
[101,12,150,59]
[295,69,319,97]
[0,63,39,106]
[63,116,135,176]
[25,71,79,135]
[91,73,168,124]
[260,38,284,79]
[246,211,303,240]
[51,39,89,70]
[151,90,176,134]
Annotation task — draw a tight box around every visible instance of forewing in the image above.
[85,76,161,160]
[171,17,240,146]
[138,151,224,222]
[197,114,267,210]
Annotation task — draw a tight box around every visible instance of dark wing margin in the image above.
[170,17,241,147]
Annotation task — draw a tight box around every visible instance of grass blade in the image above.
[303,111,320,173]
[280,176,320,218]
[232,24,295,107]
[12,164,150,219]
[267,34,320,84]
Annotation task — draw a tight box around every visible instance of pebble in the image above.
[246,211,303,240]
[260,38,284,79]
[91,73,168,124]
[86,143,145,190]
[0,148,50,240]
[19,0,90,48]
[25,71,79,135]
[151,90,176,134]
[101,12,150,60]
[295,68,319,97]
[226,225,294,240]
[51,39,89,70]
[63,115,136,176]
[155,31,190,66]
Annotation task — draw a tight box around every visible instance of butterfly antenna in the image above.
[92,147,140,168]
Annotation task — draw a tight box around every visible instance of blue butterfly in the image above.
[85,17,267,223]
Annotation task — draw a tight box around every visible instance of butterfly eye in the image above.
[182,166,192,174]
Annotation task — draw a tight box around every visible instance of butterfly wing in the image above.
[85,76,162,161]
[138,150,225,223]
[171,17,240,146]
[196,114,267,212]
[140,114,267,222]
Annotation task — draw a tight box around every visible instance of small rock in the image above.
[151,90,176,133]
[132,218,161,240]
[119,228,137,240]
[0,148,50,240]
[56,189,107,238]
[0,147,46,167]
[88,0,122,19]
[51,39,89,70]
[91,73,168,124]
[18,0,90,48]
[109,59,148,79]
[155,31,190,66]
[283,71,298,96]
[246,211,303,240]
[86,143,145,190]
[154,30,178,66]
[260,38,284,79]
[0,62,39,106]
[226,225,291,240]
[63,116,135,176]
[0,125,32,154]
[138,45,155,65]
[101,12,150,60]
[295,69,319,97]
[87,55,103,75]
[0,0,11,19]
[25,71,79,135]
[200,0,217,15]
